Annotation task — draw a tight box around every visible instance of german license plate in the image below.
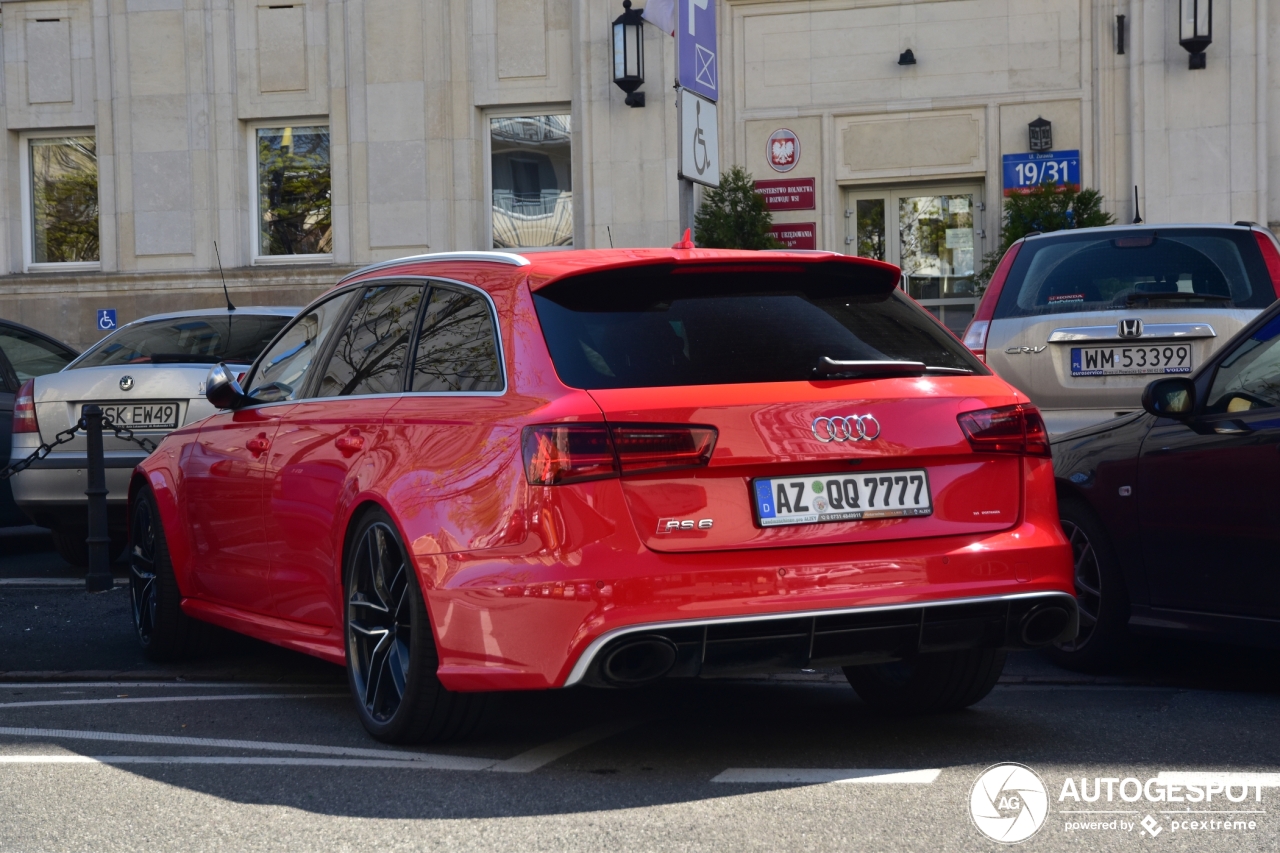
[753,469,932,527]
[82,402,181,430]
[1070,345,1193,377]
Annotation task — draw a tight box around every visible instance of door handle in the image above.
[246,433,271,456]
[335,429,364,457]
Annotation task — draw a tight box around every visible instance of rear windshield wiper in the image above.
[814,357,972,378]
[1126,292,1233,306]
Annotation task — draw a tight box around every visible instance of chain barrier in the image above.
[0,416,159,481]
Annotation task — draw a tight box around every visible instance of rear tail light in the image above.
[962,320,990,358]
[957,404,1050,457]
[1252,230,1280,299]
[964,241,1023,362]
[12,379,38,434]
[522,423,717,485]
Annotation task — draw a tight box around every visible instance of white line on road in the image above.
[0,682,341,689]
[0,693,346,710]
[712,768,942,785]
[0,725,495,768]
[0,755,494,770]
[489,719,644,773]
[0,578,126,587]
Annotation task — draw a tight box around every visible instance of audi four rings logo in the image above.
[812,415,881,442]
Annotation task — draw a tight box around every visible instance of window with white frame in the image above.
[22,134,100,270]
[489,113,572,250]
[253,124,332,261]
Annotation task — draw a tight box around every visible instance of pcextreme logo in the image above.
[970,764,1267,843]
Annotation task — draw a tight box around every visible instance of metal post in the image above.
[83,405,113,592]
[679,178,696,242]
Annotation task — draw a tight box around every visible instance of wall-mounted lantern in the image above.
[1179,0,1212,69]
[612,0,645,107]
[1028,117,1053,153]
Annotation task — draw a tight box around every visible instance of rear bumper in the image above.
[570,591,1077,687]
[1041,408,1137,435]
[7,453,144,508]
[423,516,1074,692]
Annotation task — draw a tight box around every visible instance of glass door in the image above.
[846,185,982,335]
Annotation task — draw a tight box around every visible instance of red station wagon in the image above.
[129,248,1076,743]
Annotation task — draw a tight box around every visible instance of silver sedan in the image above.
[8,306,297,565]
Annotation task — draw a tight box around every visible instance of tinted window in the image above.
[0,327,76,381]
[994,229,1274,319]
[410,287,503,392]
[532,265,982,390]
[246,295,353,402]
[317,284,424,397]
[77,315,290,368]
[1206,314,1280,414]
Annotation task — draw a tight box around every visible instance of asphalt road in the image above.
[2,531,1280,852]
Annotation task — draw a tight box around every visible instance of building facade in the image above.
[0,0,1275,348]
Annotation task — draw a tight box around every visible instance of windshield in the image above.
[532,265,984,389]
[75,314,291,368]
[994,229,1275,319]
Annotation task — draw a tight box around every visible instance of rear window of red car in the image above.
[992,228,1275,319]
[531,263,985,389]
[76,315,291,368]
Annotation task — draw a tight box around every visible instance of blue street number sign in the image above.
[679,0,717,102]
[97,309,117,331]
[1002,150,1080,197]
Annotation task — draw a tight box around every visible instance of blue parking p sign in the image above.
[97,309,117,331]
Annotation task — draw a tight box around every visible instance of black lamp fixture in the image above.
[897,49,916,66]
[612,0,645,107]
[1179,0,1212,69]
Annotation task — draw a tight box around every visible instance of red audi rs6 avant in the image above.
[129,248,1076,742]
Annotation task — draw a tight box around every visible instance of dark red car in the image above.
[129,248,1076,742]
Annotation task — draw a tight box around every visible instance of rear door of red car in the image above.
[263,283,424,627]
[529,260,1030,553]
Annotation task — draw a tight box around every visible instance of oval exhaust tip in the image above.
[1020,606,1072,647]
[600,636,678,686]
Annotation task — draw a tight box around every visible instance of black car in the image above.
[1050,297,1280,670]
[0,320,78,526]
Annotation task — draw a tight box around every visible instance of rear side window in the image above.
[410,286,503,392]
[531,264,983,389]
[0,327,75,381]
[317,284,424,397]
[76,315,290,367]
[994,229,1274,319]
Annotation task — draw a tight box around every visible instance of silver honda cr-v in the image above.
[963,224,1280,434]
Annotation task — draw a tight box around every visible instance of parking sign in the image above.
[97,309,117,331]
[678,0,717,102]
[678,89,719,187]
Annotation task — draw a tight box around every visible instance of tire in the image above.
[1041,496,1132,672]
[129,488,194,661]
[843,648,1006,713]
[344,509,487,744]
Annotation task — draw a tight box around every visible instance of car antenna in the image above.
[214,241,236,311]
[607,225,614,248]
[1132,185,1143,224]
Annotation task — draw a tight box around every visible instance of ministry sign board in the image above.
[754,178,815,212]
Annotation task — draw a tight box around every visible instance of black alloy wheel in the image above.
[1042,497,1131,672]
[343,509,488,743]
[128,488,193,661]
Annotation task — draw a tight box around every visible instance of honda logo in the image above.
[1118,318,1144,338]
[812,415,881,443]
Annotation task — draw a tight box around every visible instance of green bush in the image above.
[694,165,782,249]
[976,182,1115,287]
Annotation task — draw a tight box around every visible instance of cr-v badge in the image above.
[1005,346,1046,354]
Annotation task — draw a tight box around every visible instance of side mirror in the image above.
[1142,377,1196,419]
[205,362,249,410]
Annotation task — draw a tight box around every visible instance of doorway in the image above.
[844,185,983,335]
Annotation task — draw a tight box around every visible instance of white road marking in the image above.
[0,726,494,768]
[490,718,644,773]
[712,768,942,785]
[0,694,345,710]
[0,682,338,690]
[0,755,491,770]
[0,579,126,587]
[1158,771,1280,787]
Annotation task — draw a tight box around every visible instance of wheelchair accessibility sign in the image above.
[678,89,719,187]
[97,309,117,331]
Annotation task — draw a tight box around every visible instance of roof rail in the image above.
[337,251,530,284]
